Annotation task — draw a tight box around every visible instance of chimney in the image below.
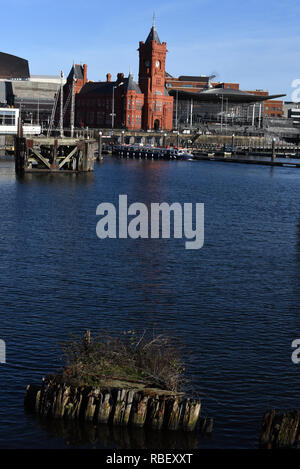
[106,73,111,82]
[117,73,124,83]
[83,64,87,83]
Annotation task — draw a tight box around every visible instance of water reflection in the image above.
[16,171,95,186]
[27,413,202,449]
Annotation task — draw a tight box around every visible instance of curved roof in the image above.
[0,52,29,79]
[169,87,286,103]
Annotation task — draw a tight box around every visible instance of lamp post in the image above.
[121,130,125,145]
[272,137,276,162]
[98,131,102,161]
[177,130,180,149]
[231,133,235,154]
[175,89,178,130]
[164,133,167,148]
[111,82,124,130]
[220,94,224,134]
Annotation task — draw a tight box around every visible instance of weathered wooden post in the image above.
[260,410,300,448]
[51,139,58,169]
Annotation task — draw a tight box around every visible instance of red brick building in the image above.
[138,23,173,130]
[243,90,283,117]
[62,23,173,131]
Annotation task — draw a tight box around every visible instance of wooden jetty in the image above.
[193,153,300,167]
[14,136,97,174]
[25,376,204,433]
[111,137,300,167]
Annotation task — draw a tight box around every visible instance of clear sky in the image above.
[3,0,300,99]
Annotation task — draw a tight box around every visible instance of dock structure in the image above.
[14,136,97,174]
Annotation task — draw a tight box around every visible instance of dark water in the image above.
[1,156,300,449]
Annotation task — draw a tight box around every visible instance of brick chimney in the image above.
[117,72,124,83]
[106,73,111,82]
[83,64,87,83]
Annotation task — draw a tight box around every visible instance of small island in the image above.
[25,331,209,433]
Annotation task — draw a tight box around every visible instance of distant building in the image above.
[63,23,173,131]
[286,104,300,125]
[0,52,29,80]
[62,22,286,132]
[138,23,173,130]
[167,76,284,128]
[0,51,62,128]
[283,101,300,121]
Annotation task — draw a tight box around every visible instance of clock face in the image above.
[155,60,160,68]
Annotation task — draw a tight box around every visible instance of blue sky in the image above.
[3,0,300,99]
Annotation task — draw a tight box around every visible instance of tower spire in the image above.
[145,16,161,44]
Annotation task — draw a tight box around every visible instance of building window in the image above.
[88,111,94,124]
[128,99,131,110]
[128,115,131,125]
[0,110,16,126]
[265,106,269,110]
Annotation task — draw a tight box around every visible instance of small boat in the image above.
[175,149,194,160]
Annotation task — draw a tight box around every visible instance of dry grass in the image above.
[58,329,187,392]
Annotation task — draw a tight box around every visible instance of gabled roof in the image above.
[123,74,142,94]
[145,25,161,44]
[78,81,115,96]
[67,64,84,81]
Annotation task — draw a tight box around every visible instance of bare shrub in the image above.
[59,329,187,392]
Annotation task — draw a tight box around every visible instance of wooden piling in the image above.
[24,376,202,433]
[260,409,300,448]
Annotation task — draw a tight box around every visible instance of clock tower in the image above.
[138,21,173,131]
